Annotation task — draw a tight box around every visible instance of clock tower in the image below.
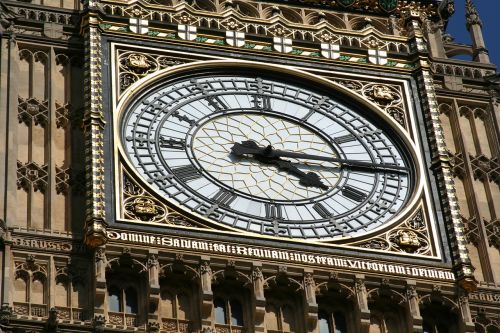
[0,0,499,332]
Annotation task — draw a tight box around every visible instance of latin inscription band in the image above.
[107,230,455,281]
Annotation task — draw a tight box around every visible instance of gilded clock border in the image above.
[111,54,440,259]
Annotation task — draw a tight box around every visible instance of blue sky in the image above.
[446,0,500,70]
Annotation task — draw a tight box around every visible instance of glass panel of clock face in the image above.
[121,74,414,240]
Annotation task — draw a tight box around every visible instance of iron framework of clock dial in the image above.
[120,73,416,240]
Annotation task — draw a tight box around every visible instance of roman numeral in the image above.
[211,188,236,207]
[159,136,186,150]
[333,134,356,144]
[252,94,271,110]
[369,199,396,213]
[265,219,287,236]
[147,173,173,184]
[341,186,367,202]
[171,111,196,126]
[206,96,228,111]
[312,202,332,218]
[126,132,154,147]
[265,203,282,220]
[170,165,201,182]
[359,129,382,139]
[200,204,220,219]
[328,219,348,236]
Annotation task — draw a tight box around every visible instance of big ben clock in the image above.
[118,62,421,241]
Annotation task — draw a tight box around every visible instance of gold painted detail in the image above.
[127,53,151,72]
[100,1,413,53]
[125,197,164,222]
[101,0,437,31]
[83,23,108,248]
[333,80,407,128]
[372,84,397,102]
[118,50,186,94]
[352,209,431,255]
[122,171,197,227]
[129,198,159,218]
[393,230,421,250]
[418,67,475,286]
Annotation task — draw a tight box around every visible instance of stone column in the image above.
[94,247,107,317]
[389,15,400,36]
[405,280,422,332]
[403,2,477,290]
[0,31,19,232]
[81,0,108,248]
[458,291,476,333]
[425,20,447,59]
[303,271,317,332]
[48,256,56,309]
[466,0,490,64]
[199,257,213,328]
[147,251,160,323]
[252,264,265,332]
[354,275,370,333]
[1,237,13,306]
[47,47,57,231]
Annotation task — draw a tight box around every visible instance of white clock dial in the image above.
[191,113,340,201]
[121,73,414,240]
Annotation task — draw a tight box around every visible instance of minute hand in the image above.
[269,149,408,173]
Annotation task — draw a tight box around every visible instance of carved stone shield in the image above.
[379,0,398,12]
[43,22,63,39]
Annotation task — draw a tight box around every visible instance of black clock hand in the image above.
[231,140,408,174]
[232,142,329,190]
[269,158,329,190]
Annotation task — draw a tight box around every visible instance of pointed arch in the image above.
[212,268,251,331]
[235,1,259,18]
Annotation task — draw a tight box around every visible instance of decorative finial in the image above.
[466,0,482,30]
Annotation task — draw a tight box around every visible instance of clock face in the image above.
[121,73,415,240]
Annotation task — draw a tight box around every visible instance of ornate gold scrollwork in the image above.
[372,85,397,102]
[121,170,200,228]
[125,197,162,221]
[364,83,401,105]
[334,79,407,128]
[117,50,186,94]
[352,209,432,256]
[127,53,151,72]
[387,211,430,254]
[124,193,164,223]
[395,229,421,250]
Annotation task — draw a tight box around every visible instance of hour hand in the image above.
[231,141,328,190]
[298,171,329,190]
[273,159,329,190]
[230,140,265,157]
